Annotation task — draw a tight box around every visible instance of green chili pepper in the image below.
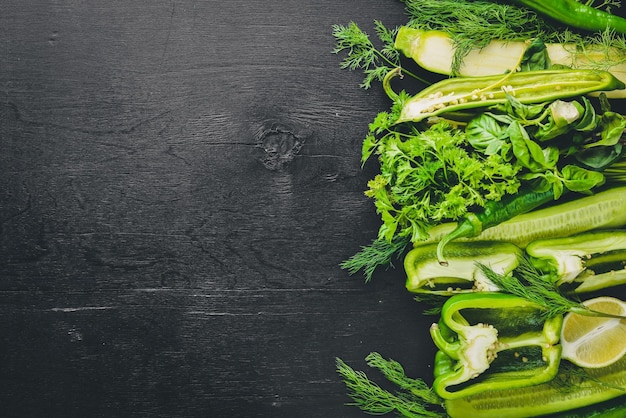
[405,241,522,293]
[527,229,626,293]
[430,293,563,400]
[510,0,626,34]
[384,68,625,124]
[435,187,556,265]
[425,186,626,252]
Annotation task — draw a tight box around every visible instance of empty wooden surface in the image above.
[1,1,436,417]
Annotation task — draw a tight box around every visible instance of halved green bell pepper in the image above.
[405,241,522,294]
[527,229,626,293]
[430,293,562,399]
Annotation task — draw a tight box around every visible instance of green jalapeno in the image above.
[434,186,626,265]
[435,187,555,266]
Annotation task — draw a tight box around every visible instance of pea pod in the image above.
[384,68,625,124]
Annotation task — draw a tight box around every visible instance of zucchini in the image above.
[395,27,626,99]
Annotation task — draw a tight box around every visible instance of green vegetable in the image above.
[364,119,522,244]
[400,0,626,80]
[435,187,555,265]
[431,186,626,263]
[444,356,626,418]
[393,27,626,98]
[430,293,563,399]
[527,230,626,292]
[509,0,626,34]
[385,68,625,124]
[404,241,522,293]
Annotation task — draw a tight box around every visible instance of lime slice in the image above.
[561,296,626,368]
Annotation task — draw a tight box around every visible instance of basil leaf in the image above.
[492,94,546,121]
[509,121,558,172]
[576,144,623,169]
[534,100,584,142]
[561,165,606,192]
[573,97,599,132]
[586,111,626,148]
[519,38,550,72]
[466,113,508,155]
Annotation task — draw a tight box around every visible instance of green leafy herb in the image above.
[340,235,411,282]
[366,121,523,244]
[336,353,444,418]
[477,257,581,319]
[477,257,626,320]
[401,0,626,75]
[332,21,427,88]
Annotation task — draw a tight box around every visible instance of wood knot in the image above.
[255,122,305,171]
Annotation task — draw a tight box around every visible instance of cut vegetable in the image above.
[387,68,624,124]
[431,293,562,399]
[395,26,626,98]
[527,230,626,289]
[444,355,626,417]
[422,186,626,249]
[561,296,626,368]
[404,241,522,293]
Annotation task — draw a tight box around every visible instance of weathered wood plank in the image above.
[0,0,427,417]
[0,286,433,417]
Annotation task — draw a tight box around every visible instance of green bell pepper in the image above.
[430,293,563,399]
[527,229,626,293]
[405,241,522,294]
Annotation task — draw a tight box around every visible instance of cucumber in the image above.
[420,186,626,249]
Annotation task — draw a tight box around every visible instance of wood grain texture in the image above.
[1,1,434,417]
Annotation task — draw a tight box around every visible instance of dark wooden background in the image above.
[1,1,436,417]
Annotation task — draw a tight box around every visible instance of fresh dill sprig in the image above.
[332,21,428,88]
[556,361,626,394]
[477,257,582,319]
[413,293,449,316]
[340,235,411,282]
[332,21,399,89]
[400,0,626,75]
[477,257,626,320]
[336,353,444,418]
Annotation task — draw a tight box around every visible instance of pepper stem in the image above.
[437,214,483,265]
[382,67,402,102]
